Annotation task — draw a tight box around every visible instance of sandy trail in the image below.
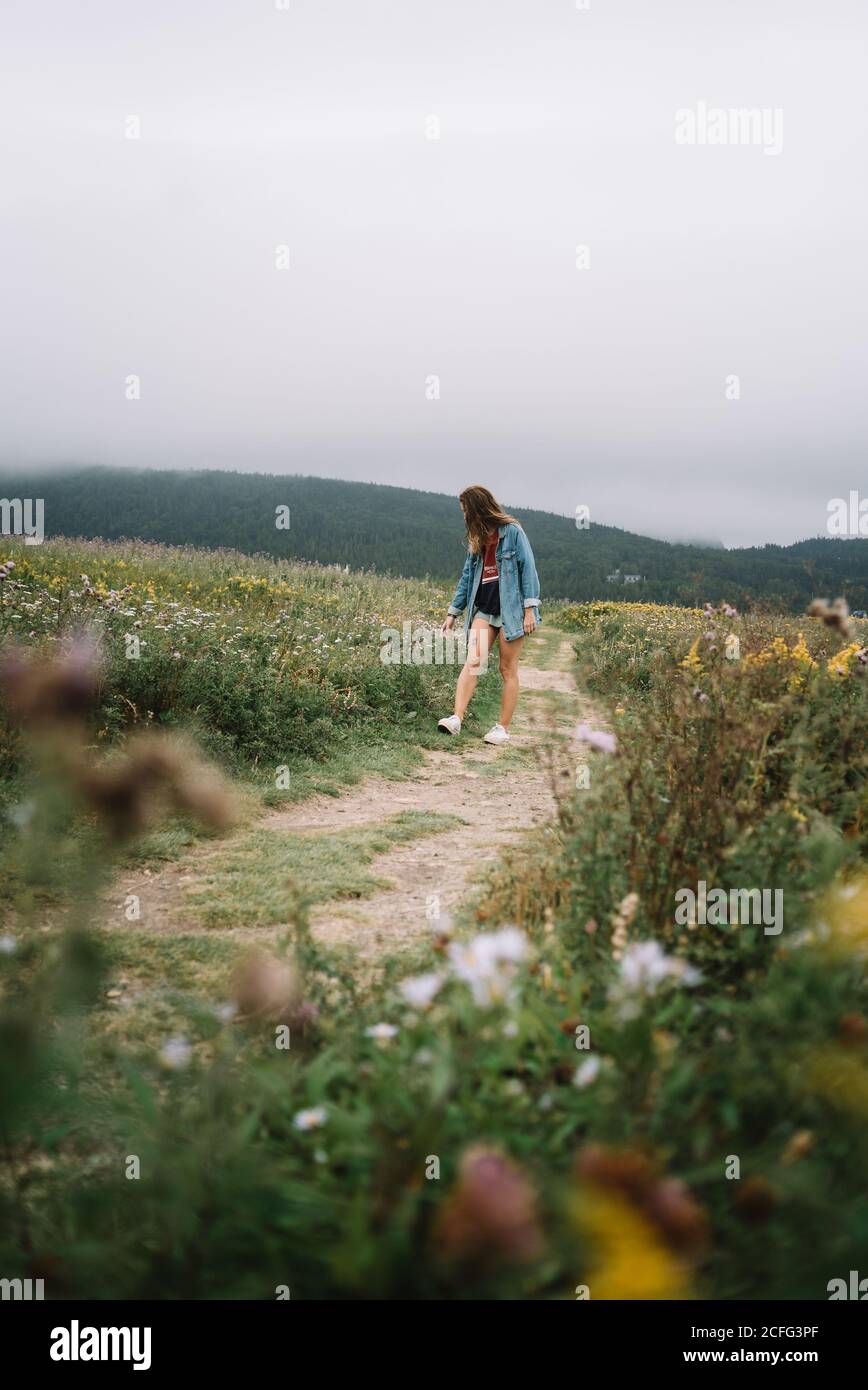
[108,632,596,957]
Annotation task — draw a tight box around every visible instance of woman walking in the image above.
[438,485,540,745]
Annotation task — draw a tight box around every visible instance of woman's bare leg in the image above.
[454,618,497,719]
[498,632,523,729]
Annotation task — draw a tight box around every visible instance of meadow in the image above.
[0,536,486,797]
[1,543,867,1300]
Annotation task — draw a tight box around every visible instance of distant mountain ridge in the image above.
[1,465,865,612]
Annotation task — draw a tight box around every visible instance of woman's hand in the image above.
[523,609,538,635]
[442,614,456,633]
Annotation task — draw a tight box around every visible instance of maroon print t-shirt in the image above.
[476,531,501,617]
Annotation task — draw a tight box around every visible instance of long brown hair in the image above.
[459,485,519,554]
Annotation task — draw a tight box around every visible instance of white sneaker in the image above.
[438,715,462,735]
[483,724,510,745]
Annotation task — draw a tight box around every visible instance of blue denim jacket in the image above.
[447,523,541,642]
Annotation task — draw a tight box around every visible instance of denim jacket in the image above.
[447,523,541,642]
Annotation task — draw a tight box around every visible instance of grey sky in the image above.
[1,0,865,546]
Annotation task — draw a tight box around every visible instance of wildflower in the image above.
[448,926,529,1007]
[680,638,703,674]
[293,1106,327,1132]
[573,1056,601,1088]
[573,1146,707,1298]
[609,892,639,961]
[398,972,444,1010]
[160,1036,192,1070]
[78,733,238,841]
[0,934,17,955]
[827,641,863,679]
[0,630,102,726]
[807,596,853,639]
[434,1145,544,1266]
[790,632,814,667]
[611,920,627,961]
[233,950,301,1022]
[575,723,617,754]
[365,1022,399,1042]
[576,1188,691,1299]
[608,941,701,1019]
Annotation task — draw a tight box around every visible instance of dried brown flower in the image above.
[806,597,854,640]
[232,949,305,1024]
[434,1144,544,1267]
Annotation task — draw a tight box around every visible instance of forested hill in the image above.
[2,465,866,611]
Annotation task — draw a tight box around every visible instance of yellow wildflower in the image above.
[681,638,702,674]
[827,642,862,679]
[573,1190,693,1300]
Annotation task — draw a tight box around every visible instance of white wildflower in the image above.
[365,1022,399,1042]
[608,941,701,1020]
[293,1106,327,1132]
[398,973,444,1010]
[573,1056,601,1088]
[448,927,529,1008]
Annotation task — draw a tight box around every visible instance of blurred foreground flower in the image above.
[0,630,102,726]
[434,1145,544,1268]
[572,1144,708,1299]
[448,926,528,1008]
[0,637,238,842]
[610,890,639,961]
[232,949,314,1028]
[575,723,617,754]
[365,1022,399,1043]
[398,972,444,1010]
[806,596,854,640]
[608,941,701,1020]
[78,734,238,841]
[293,1107,327,1132]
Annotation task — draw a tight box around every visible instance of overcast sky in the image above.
[1,0,865,546]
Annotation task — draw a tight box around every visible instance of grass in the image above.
[170,810,465,929]
[92,931,241,1048]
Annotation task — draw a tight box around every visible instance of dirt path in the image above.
[109,629,598,958]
